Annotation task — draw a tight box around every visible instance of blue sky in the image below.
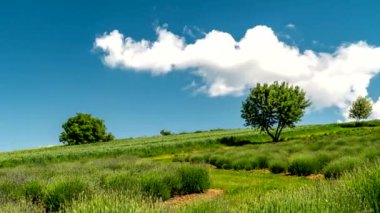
[1,0,380,151]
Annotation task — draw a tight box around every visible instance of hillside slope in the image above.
[1,120,380,212]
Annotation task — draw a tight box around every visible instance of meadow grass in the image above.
[0,158,210,211]
[1,120,380,212]
[177,122,380,176]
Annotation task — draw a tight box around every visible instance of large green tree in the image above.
[241,81,311,142]
[59,113,114,145]
[348,96,372,123]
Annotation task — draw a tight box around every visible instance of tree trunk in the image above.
[265,127,276,142]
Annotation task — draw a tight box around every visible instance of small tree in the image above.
[160,129,171,136]
[348,96,372,124]
[59,113,115,145]
[241,81,311,142]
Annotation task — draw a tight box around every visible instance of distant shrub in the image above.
[160,129,171,136]
[101,172,140,192]
[59,113,114,145]
[315,151,335,167]
[189,154,205,163]
[211,156,232,169]
[208,155,220,165]
[221,160,233,169]
[288,155,322,176]
[217,156,268,171]
[255,155,269,169]
[232,159,252,170]
[178,131,188,135]
[323,157,362,179]
[43,178,88,211]
[268,160,288,174]
[210,128,225,132]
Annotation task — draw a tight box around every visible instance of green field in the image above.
[1,121,380,212]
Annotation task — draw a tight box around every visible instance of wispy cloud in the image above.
[286,23,296,29]
[183,25,205,38]
[182,80,197,90]
[95,25,380,120]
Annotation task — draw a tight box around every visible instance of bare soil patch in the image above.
[164,189,224,206]
[307,173,324,180]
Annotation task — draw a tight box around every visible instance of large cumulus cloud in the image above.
[95,25,380,119]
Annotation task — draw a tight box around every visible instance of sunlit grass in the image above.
[1,120,380,211]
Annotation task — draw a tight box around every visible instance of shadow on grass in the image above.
[218,136,275,146]
[338,120,380,128]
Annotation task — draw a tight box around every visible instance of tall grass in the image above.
[1,121,380,211]
[0,129,255,168]
[178,123,380,176]
[0,159,210,211]
[176,163,380,212]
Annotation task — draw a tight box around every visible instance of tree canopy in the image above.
[349,96,372,123]
[59,113,114,145]
[241,81,311,142]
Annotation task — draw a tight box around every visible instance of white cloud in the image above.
[286,23,296,29]
[95,25,380,119]
[371,98,380,119]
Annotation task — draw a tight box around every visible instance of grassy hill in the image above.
[1,121,380,212]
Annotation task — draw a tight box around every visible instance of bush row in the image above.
[67,162,380,212]
[103,164,210,200]
[176,152,368,178]
[0,163,210,211]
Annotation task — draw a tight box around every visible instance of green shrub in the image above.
[221,160,233,169]
[315,151,335,167]
[141,174,172,200]
[232,159,251,170]
[189,154,205,163]
[288,155,322,176]
[212,156,232,169]
[208,155,220,165]
[101,172,140,192]
[325,143,339,151]
[268,160,287,174]
[247,158,259,170]
[24,180,44,204]
[177,165,210,194]
[0,180,23,200]
[255,155,269,169]
[323,157,362,179]
[140,164,210,200]
[43,178,88,211]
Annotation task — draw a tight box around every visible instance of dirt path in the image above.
[164,189,224,206]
